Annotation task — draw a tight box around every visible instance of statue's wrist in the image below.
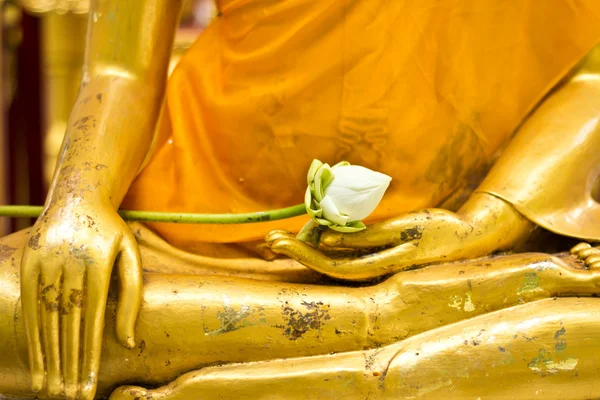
[46,175,115,213]
[49,158,133,204]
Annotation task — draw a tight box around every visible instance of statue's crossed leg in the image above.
[0,227,600,399]
[111,297,600,399]
[101,233,600,399]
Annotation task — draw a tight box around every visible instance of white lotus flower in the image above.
[323,165,392,222]
[297,159,392,244]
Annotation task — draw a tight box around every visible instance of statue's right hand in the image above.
[21,200,143,400]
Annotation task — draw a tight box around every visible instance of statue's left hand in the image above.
[267,209,473,281]
[267,194,534,281]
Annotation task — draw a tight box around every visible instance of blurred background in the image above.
[0,0,215,236]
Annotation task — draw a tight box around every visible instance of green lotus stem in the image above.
[0,204,307,224]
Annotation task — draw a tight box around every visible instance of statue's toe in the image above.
[570,242,600,267]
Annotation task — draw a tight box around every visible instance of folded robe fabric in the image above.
[123,0,600,245]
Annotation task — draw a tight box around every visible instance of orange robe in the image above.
[123,0,600,245]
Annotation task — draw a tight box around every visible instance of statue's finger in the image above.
[60,267,85,399]
[321,217,423,249]
[115,232,142,349]
[321,208,458,250]
[325,242,420,280]
[20,252,44,392]
[265,230,294,245]
[270,237,332,273]
[253,242,280,261]
[80,266,112,400]
[320,225,395,248]
[39,265,63,397]
[272,237,418,281]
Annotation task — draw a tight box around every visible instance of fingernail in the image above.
[117,329,136,349]
[265,233,278,245]
[265,231,290,245]
[47,380,63,398]
[30,374,44,392]
[81,378,97,400]
[64,383,79,400]
[126,335,136,349]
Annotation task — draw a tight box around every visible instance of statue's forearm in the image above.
[47,77,163,208]
[46,0,183,209]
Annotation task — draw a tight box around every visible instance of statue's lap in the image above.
[1,225,600,398]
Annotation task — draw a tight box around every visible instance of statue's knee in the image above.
[382,298,600,397]
[0,227,32,274]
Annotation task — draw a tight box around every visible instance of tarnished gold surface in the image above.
[32,1,208,186]
[2,0,600,398]
[1,225,600,398]
[19,1,184,398]
[112,299,600,399]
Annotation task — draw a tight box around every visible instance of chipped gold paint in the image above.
[448,292,476,312]
[517,272,542,295]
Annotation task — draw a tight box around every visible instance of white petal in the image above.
[324,165,391,221]
[319,195,350,226]
[329,165,392,191]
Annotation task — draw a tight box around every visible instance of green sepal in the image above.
[296,220,323,247]
[305,187,323,219]
[307,159,323,186]
[306,207,322,219]
[304,186,312,209]
[307,204,323,219]
[313,163,331,202]
[315,217,333,226]
[320,167,334,192]
[328,220,367,233]
[347,220,366,229]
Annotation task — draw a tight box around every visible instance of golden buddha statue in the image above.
[0,0,600,399]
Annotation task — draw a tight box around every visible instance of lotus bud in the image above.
[297,159,392,245]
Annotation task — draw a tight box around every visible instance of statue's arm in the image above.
[68,0,183,207]
[20,1,183,399]
[270,50,600,280]
[268,193,534,281]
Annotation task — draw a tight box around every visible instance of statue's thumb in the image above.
[114,232,143,349]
